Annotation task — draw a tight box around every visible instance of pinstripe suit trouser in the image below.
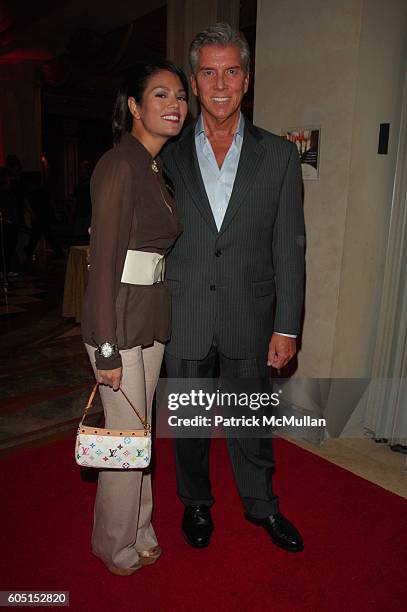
[165,344,280,518]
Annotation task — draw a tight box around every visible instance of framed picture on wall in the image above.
[281,126,321,180]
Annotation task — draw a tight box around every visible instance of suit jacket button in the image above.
[215,250,222,257]
[210,284,216,291]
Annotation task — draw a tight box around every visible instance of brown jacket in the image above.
[81,132,182,369]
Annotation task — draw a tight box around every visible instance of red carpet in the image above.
[1,436,406,611]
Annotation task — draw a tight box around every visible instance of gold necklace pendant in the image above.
[151,159,159,174]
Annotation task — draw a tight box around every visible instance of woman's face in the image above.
[129,70,188,141]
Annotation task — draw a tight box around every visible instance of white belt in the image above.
[121,250,165,285]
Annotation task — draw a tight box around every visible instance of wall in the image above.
[254,0,407,379]
[331,0,407,377]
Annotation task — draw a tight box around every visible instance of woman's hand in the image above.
[97,367,122,391]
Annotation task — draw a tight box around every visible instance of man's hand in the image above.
[97,367,122,391]
[267,334,297,369]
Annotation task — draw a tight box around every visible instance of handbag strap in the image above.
[79,382,150,433]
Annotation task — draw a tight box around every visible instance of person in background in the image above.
[24,172,64,261]
[0,167,19,277]
[5,155,26,271]
[81,61,188,576]
[5,155,24,203]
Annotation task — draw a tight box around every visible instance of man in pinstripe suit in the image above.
[162,24,305,552]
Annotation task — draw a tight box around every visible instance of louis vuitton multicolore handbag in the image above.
[75,383,151,469]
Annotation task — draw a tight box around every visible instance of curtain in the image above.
[364,69,407,446]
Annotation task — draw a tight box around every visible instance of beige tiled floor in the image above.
[289,437,407,499]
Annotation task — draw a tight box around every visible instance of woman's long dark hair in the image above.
[112,61,189,144]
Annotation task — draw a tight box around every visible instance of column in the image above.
[167,0,240,116]
[0,62,42,172]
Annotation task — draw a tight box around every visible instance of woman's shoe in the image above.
[106,564,142,576]
[93,552,143,576]
[105,562,143,576]
[138,545,162,566]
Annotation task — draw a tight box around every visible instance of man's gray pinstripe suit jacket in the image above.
[161,118,305,361]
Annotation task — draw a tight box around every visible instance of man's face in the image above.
[191,44,249,123]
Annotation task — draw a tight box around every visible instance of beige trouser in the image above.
[85,341,164,570]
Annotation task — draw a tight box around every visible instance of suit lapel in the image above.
[218,121,265,236]
[174,123,218,235]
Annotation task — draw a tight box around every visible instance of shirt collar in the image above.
[195,113,245,140]
[120,131,163,172]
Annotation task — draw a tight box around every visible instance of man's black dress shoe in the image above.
[246,512,304,552]
[182,505,214,548]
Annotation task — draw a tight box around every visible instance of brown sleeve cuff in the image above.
[95,349,122,370]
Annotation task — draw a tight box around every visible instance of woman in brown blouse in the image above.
[81,62,188,576]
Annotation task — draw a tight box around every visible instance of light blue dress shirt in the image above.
[194,113,295,341]
[195,113,244,231]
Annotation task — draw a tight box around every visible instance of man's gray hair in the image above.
[189,22,250,74]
